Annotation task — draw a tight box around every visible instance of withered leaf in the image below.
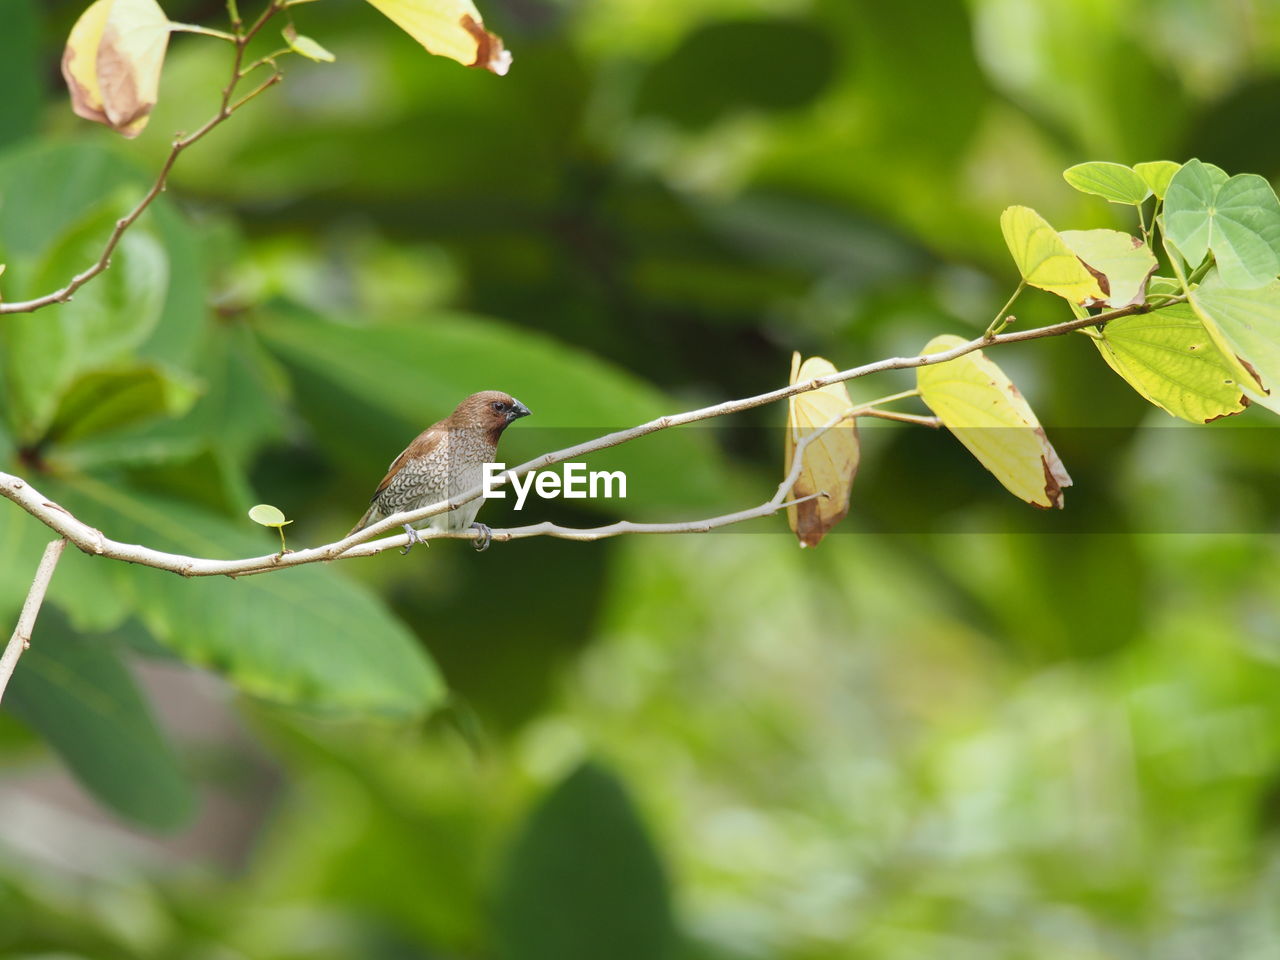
[62,0,173,139]
[784,353,860,548]
[363,0,512,75]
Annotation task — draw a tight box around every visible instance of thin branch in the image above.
[0,297,1162,578]
[0,1,285,316]
[0,539,68,705]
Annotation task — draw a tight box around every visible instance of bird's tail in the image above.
[347,503,379,538]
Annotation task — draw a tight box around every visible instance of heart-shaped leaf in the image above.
[1164,159,1280,288]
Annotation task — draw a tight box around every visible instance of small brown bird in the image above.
[348,391,531,552]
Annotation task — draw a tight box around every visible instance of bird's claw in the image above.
[471,522,492,552]
[400,524,426,556]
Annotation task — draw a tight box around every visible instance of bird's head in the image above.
[454,390,532,439]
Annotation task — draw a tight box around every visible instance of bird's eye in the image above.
[491,401,505,412]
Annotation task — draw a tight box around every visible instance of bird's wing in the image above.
[371,421,447,500]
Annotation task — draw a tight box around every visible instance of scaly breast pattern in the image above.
[373,428,493,533]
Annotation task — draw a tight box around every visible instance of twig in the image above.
[0,2,284,316]
[984,280,1026,339]
[0,539,68,704]
[860,409,941,427]
[0,297,1161,578]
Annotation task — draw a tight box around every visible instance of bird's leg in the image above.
[400,523,427,556]
[471,522,492,552]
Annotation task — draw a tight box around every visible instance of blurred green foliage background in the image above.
[2,0,1280,957]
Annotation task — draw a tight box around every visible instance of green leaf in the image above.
[1189,273,1280,415]
[256,310,729,514]
[917,335,1071,508]
[3,201,169,440]
[999,206,1108,305]
[4,609,196,830]
[494,762,675,960]
[46,365,200,446]
[248,503,289,526]
[0,142,208,440]
[1092,303,1250,423]
[1163,158,1280,288]
[1059,229,1157,307]
[54,325,288,476]
[283,26,335,63]
[1146,275,1183,298]
[47,477,446,717]
[1132,160,1181,199]
[1062,162,1151,205]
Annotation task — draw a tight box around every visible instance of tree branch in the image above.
[342,297,1157,549]
[0,539,68,705]
[0,1,285,316]
[0,298,1158,578]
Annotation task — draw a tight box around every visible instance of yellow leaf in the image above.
[917,335,1071,509]
[1000,205,1108,306]
[61,0,173,139]
[784,353,860,547]
[363,0,512,75]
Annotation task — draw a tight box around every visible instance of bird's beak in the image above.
[509,399,532,421]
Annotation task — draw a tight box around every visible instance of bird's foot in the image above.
[400,524,427,556]
[471,522,492,552]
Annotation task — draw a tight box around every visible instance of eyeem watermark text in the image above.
[483,463,627,510]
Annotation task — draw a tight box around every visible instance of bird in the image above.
[348,391,531,553]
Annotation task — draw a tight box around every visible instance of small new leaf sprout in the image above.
[282,23,335,62]
[248,504,294,553]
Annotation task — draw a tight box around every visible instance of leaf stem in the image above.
[170,23,238,41]
[860,409,941,427]
[984,280,1026,339]
[1163,233,1193,294]
[855,388,921,409]
[1186,257,1214,287]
